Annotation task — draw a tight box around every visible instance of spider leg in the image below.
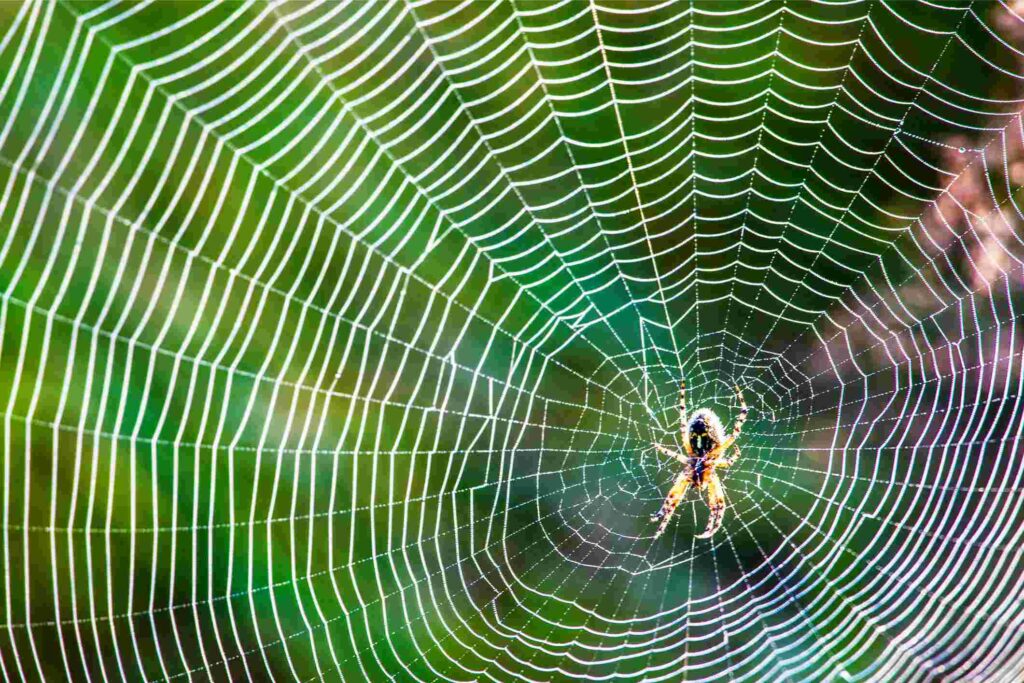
[653,443,687,465]
[678,379,693,457]
[715,444,740,469]
[705,385,749,462]
[652,469,691,539]
[678,379,688,430]
[695,471,726,539]
[705,435,735,462]
[731,384,749,441]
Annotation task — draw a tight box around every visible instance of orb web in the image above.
[1,0,1024,680]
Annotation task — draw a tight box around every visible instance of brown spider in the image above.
[651,381,748,539]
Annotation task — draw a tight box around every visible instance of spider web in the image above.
[2,0,1024,680]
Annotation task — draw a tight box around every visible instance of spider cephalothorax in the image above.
[650,382,748,539]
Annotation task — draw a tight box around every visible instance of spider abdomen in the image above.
[687,408,725,458]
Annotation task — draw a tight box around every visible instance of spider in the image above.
[650,381,748,539]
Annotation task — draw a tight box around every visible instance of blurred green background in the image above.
[2,1,1024,681]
